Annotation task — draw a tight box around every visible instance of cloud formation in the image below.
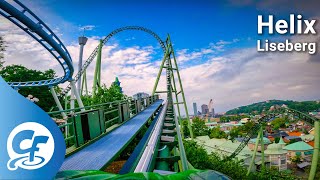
[1,15,320,114]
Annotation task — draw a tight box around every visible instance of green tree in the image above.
[290,155,301,164]
[191,117,209,137]
[209,126,227,139]
[90,83,125,105]
[226,99,320,115]
[242,121,254,131]
[271,117,287,130]
[182,119,190,138]
[66,81,125,110]
[0,65,57,112]
[229,127,241,141]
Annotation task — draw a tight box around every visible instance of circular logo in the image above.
[7,122,55,170]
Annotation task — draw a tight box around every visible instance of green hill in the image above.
[226,100,320,115]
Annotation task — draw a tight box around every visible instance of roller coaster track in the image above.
[60,26,166,96]
[0,0,74,88]
[225,107,319,160]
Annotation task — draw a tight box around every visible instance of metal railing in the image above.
[48,95,159,150]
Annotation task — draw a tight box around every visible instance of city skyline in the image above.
[0,0,319,113]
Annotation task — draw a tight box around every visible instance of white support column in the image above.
[50,86,67,119]
[70,80,85,112]
[70,86,75,110]
[50,86,68,137]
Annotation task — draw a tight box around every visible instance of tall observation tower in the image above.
[77,36,88,93]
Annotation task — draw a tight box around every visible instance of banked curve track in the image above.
[225,107,319,160]
[60,26,166,96]
[0,0,74,88]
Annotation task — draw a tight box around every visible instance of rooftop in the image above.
[283,141,313,151]
[206,122,218,125]
[307,141,315,147]
[249,137,271,144]
[267,131,289,138]
[195,136,256,161]
[265,143,287,155]
[287,131,303,137]
[278,137,286,145]
[284,136,302,141]
[301,134,314,142]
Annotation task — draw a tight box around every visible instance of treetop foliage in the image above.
[0,65,57,112]
[226,100,320,115]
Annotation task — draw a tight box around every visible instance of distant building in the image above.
[283,141,314,159]
[201,104,209,115]
[284,136,302,143]
[211,108,215,117]
[265,142,288,171]
[205,122,218,128]
[309,128,315,135]
[266,131,289,138]
[193,102,198,116]
[247,137,271,151]
[133,92,149,100]
[240,118,250,124]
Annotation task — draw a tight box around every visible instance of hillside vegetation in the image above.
[226,100,320,115]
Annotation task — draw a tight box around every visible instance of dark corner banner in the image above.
[0,77,66,179]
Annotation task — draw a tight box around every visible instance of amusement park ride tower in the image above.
[77,36,88,93]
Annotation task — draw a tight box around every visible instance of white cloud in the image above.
[1,16,320,115]
[0,17,61,74]
[79,25,95,31]
[176,39,239,63]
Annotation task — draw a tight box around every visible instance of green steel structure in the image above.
[92,40,103,96]
[81,71,88,96]
[49,95,160,151]
[75,26,193,140]
[152,35,194,139]
[49,26,194,174]
[150,35,190,172]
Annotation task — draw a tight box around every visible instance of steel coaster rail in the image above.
[134,101,168,172]
[0,0,74,87]
[60,26,166,96]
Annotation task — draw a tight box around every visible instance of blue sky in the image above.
[24,0,259,48]
[1,0,320,113]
